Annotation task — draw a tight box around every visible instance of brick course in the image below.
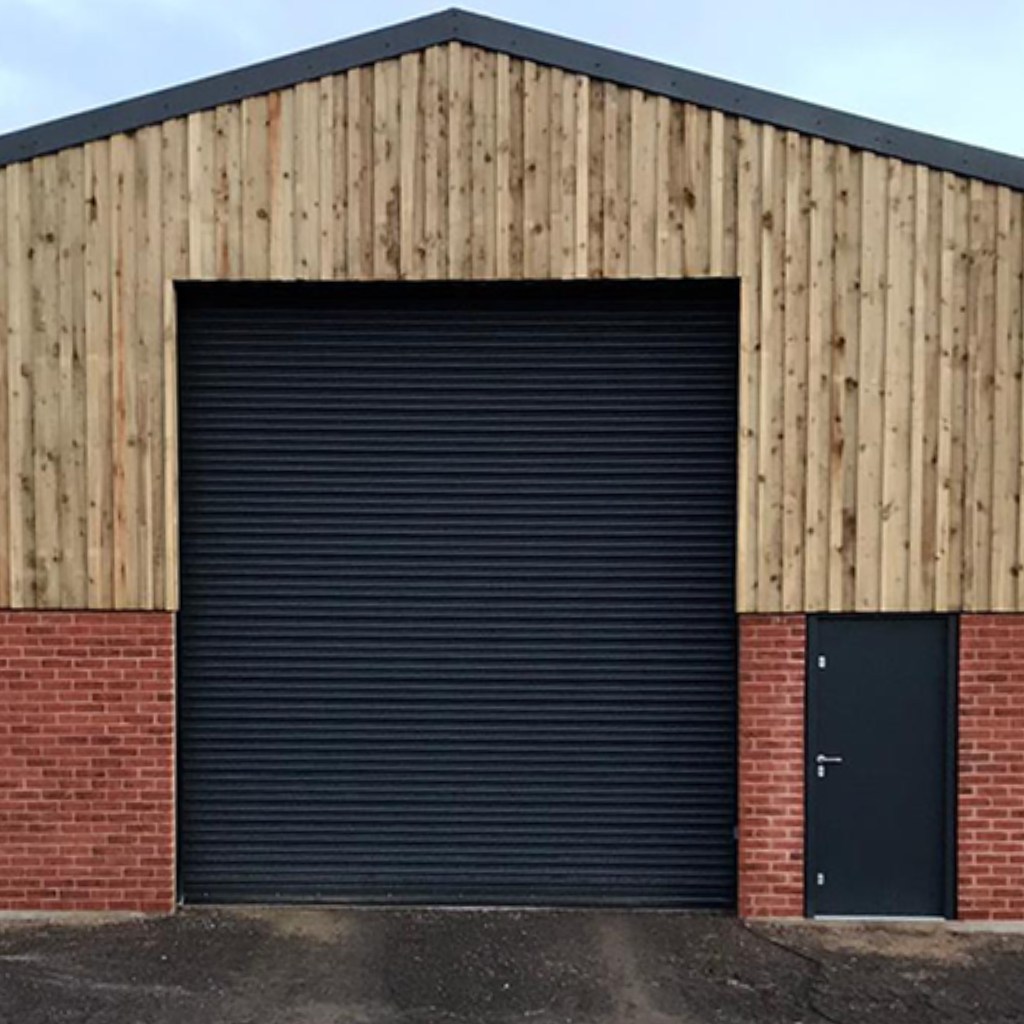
[0,612,175,912]
[959,614,1024,920]
[737,614,806,918]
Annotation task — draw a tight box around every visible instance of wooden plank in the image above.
[802,137,832,610]
[399,53,424,279]
[225,105,243,279]
[682,104,709,275]
[945,177,971,609]
[5,162,34,605]
[212,104,229,277]
[414,63,430,283]
[756,125,784,610]
[908,165,935,609]
[329,75,348,279]
[470,48,496,279]
[347,68,375,280]
[160,119,188,610]
[83,141,112,607]
[318,77,336,280]
[665,100,686,277]
[447,44,472,279]
[854,151,887,610]
[557,69,576,278]
[991,186,1018,608]
[163,280,179,609]
[963,180,996,608]
[31,157,62,607]
[709,109,726,276]
[468,48,486,277]
[456,46,475,278]
[933,174,957,610]
[523,61,550,278]
[547,69,564,277]
[654,96,671,276]
[879,159,914,611]
[161,118,190,283]
[268,89,295,278]
[413,59,429,282]
[735,118,761,611]
[494,52,511,278]
[721,116,740,277]
[507,56,524,278]
[55,150,76,605]
[293,81,321,279]
[0,168,8,606]
[781,132,808,611]
[627,89,656,277]
[214,103,243,279]
[109,134,137,607]
[1016,192,1024,610]
[828,146,861,610]
[136,126,163,607]
[422,48,443,278]
[373,59,401,280]
[187,111,216,279]
[585,79,604,278]
[613,86,631,277]
[573,74,589,278]
[240,96,271,279]
[5,163,34,605]
[918,169,944,608]
[56,147,88,607]
[600,83,621,275]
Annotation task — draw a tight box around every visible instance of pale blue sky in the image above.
[1,1,1021,157]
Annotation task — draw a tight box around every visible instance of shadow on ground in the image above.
[1,908,1022,1023]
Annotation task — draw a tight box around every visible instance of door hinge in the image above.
[733,825,739,842]
[816,872,826,887]
[817,654,827,670]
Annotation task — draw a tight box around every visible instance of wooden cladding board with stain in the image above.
[1,43,1023,611]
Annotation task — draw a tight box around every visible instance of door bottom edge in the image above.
[811,915,949,923]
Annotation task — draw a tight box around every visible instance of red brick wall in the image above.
[0,612,175,912]
[738,614,806,918]
[8,607,1022,919]
[959,614,1024,920]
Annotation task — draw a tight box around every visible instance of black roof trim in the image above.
[1,8,1022,189]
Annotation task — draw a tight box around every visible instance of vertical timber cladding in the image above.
[1,41,1024,615]
[178,279,739,906]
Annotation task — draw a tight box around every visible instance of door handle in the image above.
[816,754,843,765]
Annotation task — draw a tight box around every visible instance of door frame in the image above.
[803,613,959,919]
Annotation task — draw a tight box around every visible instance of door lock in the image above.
[816,753,843,778]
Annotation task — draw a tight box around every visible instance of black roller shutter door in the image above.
[178,280,738,907]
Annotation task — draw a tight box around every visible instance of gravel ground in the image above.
[1,908,1023,1023]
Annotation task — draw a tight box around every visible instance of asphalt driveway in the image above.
[1,908,1022,1023]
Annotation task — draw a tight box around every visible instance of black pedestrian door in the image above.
[806,617,955,918]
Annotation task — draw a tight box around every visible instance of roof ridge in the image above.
[0,7,1021,189]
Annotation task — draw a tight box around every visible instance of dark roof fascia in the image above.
[0,7,1022,190]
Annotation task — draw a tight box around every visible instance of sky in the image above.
[0,1,1022,158]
